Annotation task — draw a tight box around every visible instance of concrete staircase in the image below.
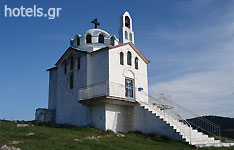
[138,101,233,147]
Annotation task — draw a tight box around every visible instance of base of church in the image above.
[35,108,55,123]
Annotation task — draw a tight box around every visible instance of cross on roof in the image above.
[91,18,100,29]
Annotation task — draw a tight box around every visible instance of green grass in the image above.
[0,121,233,150]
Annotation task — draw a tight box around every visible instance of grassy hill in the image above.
[0,120,233,150]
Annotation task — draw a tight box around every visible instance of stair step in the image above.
[139,103,223,147]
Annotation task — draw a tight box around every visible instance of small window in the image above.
[125,16,130,28]
[98,34,104,43]
[135,57,138,69]
[77,36,80,46]
[110,36,115,46]
[63,60,67,74]
[127,51,132,66]
[77,57,81,70]
[120,52,124,65]
[129,33,132,42]
[70,56,74,70]
[86,34,92,43]
[125,31,128,40]
[70,73,74,89]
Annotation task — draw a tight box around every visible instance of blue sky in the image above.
[0,0,233,120]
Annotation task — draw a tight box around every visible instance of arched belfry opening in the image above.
[125,16,130,28]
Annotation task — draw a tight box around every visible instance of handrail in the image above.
[79,81,221,139]
[79,81,125,101]
[140,91,221,139]
[136,99,193,144]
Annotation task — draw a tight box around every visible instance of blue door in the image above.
[125,78,134,100]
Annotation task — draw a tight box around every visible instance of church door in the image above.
[125,78,134,100]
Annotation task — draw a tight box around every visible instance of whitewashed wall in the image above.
[55,50,91,126]
[134,104,184,142]
[87,50,109,86]
[105,103,134,132]
[91,104,106,130]
[48,69,57,110]
[109,45,149,103]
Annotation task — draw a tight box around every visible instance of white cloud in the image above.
[146,1,234,117]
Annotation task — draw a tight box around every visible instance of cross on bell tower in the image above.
[91,18,100,29]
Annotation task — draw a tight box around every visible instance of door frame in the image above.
[125,77,135,100]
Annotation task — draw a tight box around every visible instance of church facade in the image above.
[35,12,226,147]
[36,12,151,132]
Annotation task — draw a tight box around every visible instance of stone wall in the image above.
[35,108,55,123]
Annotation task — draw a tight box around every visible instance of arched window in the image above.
[120,52,124,65]
[77,36,80,46]
[70,73,74,89]
[77,57,81,70]
[63,60,67,74]
[86,34,92,43]
[127,51,132,66]
[135,57,138,69]
[70,55,74,70]
[129,33,132,42]
[125,31,128,40]
[98,34,104,43]
[110,36,115,46]
[125,16,130,28]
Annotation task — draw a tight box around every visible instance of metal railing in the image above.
[139,91,221,139]
[136,99,193,144]
[79,81,125,101]
[79,81,220,140]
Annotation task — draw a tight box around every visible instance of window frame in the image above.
[70,55,74,70]
[125,31,128,40]
[86,34,92,44]
[70,73,74,89]
[120,52,124,65]
[129,33,132,42]
[77,57,81,70]
[98,34,104,43]
[127,51,132,66]
[77,36,80,46]
[110,36,115,46]
[135,57,138,69]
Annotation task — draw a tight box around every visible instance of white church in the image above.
[35,12,231,147]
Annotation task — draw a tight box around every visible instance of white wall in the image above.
[105,103,134,132]
[90,104,106,130]
[87,50,109,85]
[55,50,91,126]
[109,45,149,103]
[134,104,184,142]
[48,69,57,110]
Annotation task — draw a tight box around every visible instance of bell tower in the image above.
[119,11,134,44]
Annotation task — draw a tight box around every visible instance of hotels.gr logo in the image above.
[4,5,62,19]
